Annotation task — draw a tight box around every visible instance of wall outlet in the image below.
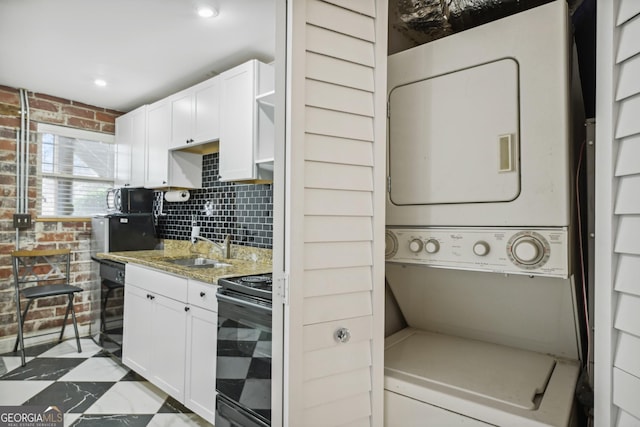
[13,213,32,229]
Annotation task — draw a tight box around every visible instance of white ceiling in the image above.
[0,0,276,112]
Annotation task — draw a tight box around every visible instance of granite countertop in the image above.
[96,239,272,284]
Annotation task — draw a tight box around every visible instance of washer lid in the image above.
[385,329,555,410]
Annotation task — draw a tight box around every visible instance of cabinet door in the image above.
[193,78,220,144]
[145,99,171,188]
[185,306,217,424]
[170,91,193,149]
[219,60,256,181]
[115,105,146,187]
[150,294,188,401]
[122,284,153,377]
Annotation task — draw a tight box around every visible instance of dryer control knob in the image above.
[473,241,490,256]
[512,238,543,264]
[425,239,440,254]
[409,239,423,253]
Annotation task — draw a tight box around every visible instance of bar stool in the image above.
[11,249,83,366]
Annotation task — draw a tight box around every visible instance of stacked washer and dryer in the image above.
[384,1,585,426]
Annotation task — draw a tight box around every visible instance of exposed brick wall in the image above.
[0,85,122,346]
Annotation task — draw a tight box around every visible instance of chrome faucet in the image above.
[191,234,232,259]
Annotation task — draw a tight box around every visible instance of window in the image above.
[37,123,115,217]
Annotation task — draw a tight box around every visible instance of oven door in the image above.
[216,289,272,425]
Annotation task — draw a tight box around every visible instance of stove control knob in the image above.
[425,239,440,254]
[409,239,423,253]
[512,237,544,264]
[473,241,490,256]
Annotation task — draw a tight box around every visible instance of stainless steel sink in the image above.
[169,257,232,268]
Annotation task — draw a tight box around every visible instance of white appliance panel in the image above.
[385,328,580,427]
[385,263,581,359]
[386,0,572,227]
[389,59,520,206]
[386,227,570,278]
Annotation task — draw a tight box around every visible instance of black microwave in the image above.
[107,187,155,213]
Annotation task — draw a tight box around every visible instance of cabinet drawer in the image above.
[126,264,188,301]
[188,280,219,312]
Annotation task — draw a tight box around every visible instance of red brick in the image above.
[0,88,19,105]
[63,105,95,120]
[0,116,21,128]
[71,100,105,111]
[95,110,118,123]
[0,128,17,139]
[30,110,65,125]
[66,116,100,131]
[101,123,115,133]
[29,97,61,113]
[32,92,71,105]
[0,138,17,150]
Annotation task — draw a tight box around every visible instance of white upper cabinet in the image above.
[146,98,203,190]
[115,105,147,188]
[170,76,220,149]
[219,59,274,182]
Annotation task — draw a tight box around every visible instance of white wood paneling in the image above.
[305,267,372,298]
[306,107,374,141]
[306,0,375,42]
[304,368,372,407]
[306,80,374,117]
[305,161,373,191]
[614,216,640,255]
[306,25,375,67]
[613,368,640,420]
[304,241,372,270]
[617,14,640,63]
[614,254,640,296]
[618,0,640,25]
[614,293,640,336]
[305,189,373,216]
[615,332,640,379]
[615,175,640,214]
[616,135,640,176]
[305,216,372,243]
[305,134,374,166]
[286,0,385,424]
[306,52,374,92]
[304,343,372,380]
[616,55,640,101]
[617,410,640,427]
[323,0,376,17]
[303,315,373,352]
[303,392,372,427]
[303,291,372,325]
[615,95,640,139]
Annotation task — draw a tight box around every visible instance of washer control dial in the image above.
[409,238,423,253]
[385,230,398,259]
[507,232,551,269]
[473,241,490,256]
[425,239,440,254]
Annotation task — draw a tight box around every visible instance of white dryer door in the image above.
[388,58,520,206]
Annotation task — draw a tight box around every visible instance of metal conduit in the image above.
[16,88,30,248]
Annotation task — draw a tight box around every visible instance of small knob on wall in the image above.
[334,327,351,344]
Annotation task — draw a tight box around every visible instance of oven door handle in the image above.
[216,292,272,314]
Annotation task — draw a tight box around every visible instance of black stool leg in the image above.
[14,299,33,352]
[69,293,82,354]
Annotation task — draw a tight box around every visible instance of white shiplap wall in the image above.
[283,0,387,426]
[596,0,640,425]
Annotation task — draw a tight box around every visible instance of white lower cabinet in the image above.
[122,265,217,424]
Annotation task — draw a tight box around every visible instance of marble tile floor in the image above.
[0,338,213,427]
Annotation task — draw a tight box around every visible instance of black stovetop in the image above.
[218,273,272,300]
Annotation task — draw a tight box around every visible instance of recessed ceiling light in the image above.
[94,79,107,87]
[197,6,218,18]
